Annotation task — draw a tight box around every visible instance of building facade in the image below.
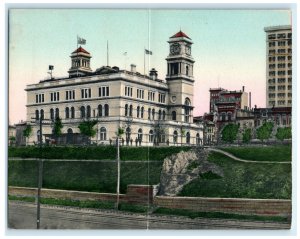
[25,31,203,146]
[265,25,292,108]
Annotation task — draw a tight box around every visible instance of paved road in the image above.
[8,201,290,230]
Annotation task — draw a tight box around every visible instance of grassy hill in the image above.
[179,152,291,199]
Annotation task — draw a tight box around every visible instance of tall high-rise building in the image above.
[264,25,292,108]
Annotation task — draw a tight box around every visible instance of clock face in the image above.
[186,45,191,55]
[170,43,180,55]
[171,95,177,103]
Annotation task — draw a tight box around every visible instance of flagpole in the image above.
[144,47,145,78]
[107,40,109,66]
[77,35,79,77]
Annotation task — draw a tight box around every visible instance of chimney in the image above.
[242,86,245,92]
[149,68,158,80]
[130,64,136,73]
[249,92,252,109]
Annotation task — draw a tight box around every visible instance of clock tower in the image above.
[166,30,195,123]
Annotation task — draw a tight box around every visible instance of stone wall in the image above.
[9,186,291,217]
[154,196,291,217]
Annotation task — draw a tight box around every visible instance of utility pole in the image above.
[116,136,120,210]
[31,116,50,229]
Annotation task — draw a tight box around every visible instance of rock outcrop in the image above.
[158,148,223,196]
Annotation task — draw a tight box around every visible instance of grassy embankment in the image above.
[8,145,291,198]
[220,145,292,162]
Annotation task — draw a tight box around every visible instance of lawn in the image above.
[220,145,291,162]
[179,152,291,199]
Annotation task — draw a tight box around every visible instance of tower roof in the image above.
[72,46,90,54]
[171,30,191,39]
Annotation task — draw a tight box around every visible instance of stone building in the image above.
[265,25,292,108]
[25,31,203,146]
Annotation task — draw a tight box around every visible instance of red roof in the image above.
[72,46,90,54]
[171,30,191,39]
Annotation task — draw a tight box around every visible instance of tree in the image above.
[242,128,252,144]
[23,125,32,145]
[78,119,98,144]
[276,127,292,141]
[117,127,124,137]
[256,122,274,142]
[221,123,239,143]
[53,117,63,137]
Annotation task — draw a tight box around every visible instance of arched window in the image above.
[65,107,70,119]
[149,129,154,143]
[50,108,54,120]
[221,112,226,121]
[152,109,155,120]
[138,128,143,141]
[87,105,91,118]
[173,130,178,144]
[186,132,190,144]
[98,105,103,117]
[186,65,189,76]
[137,106,140,118]
[158,110,162,120]
[55,108,59,119]
[125,104,128,116]
[227,112,232,121]
[80,106,85,118]
[184,98,191,123]
[163,110,166,120]
[40,109,44,120]
[148,108,151,120]
[100,127,107,141]
[71,107,75,119]
[196,133,200,145]
[129,105,133,117]
[104,104,109,116]
[141,107,144,118]
[35,110,39,120]
[172,111,177,121]
[126,127,131,141]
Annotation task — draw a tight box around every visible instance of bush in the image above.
[242,128,251,144]
[8,146,191,161]
[276,127,292,141]
[256,122,274,142]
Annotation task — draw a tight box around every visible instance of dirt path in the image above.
[208,148,291,164]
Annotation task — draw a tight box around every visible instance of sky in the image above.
[8,9,291,124]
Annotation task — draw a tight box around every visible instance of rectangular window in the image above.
[81,88,91,99]
[66,90,75,100]
[158,93,166,103]
[36,94,44,103]
[137,89,144,99]
[50,92,59,102]
[99,86,109,97]
[125,86,133,97]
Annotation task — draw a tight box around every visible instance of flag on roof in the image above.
[77,36,86,45]
[145,49,152,55]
